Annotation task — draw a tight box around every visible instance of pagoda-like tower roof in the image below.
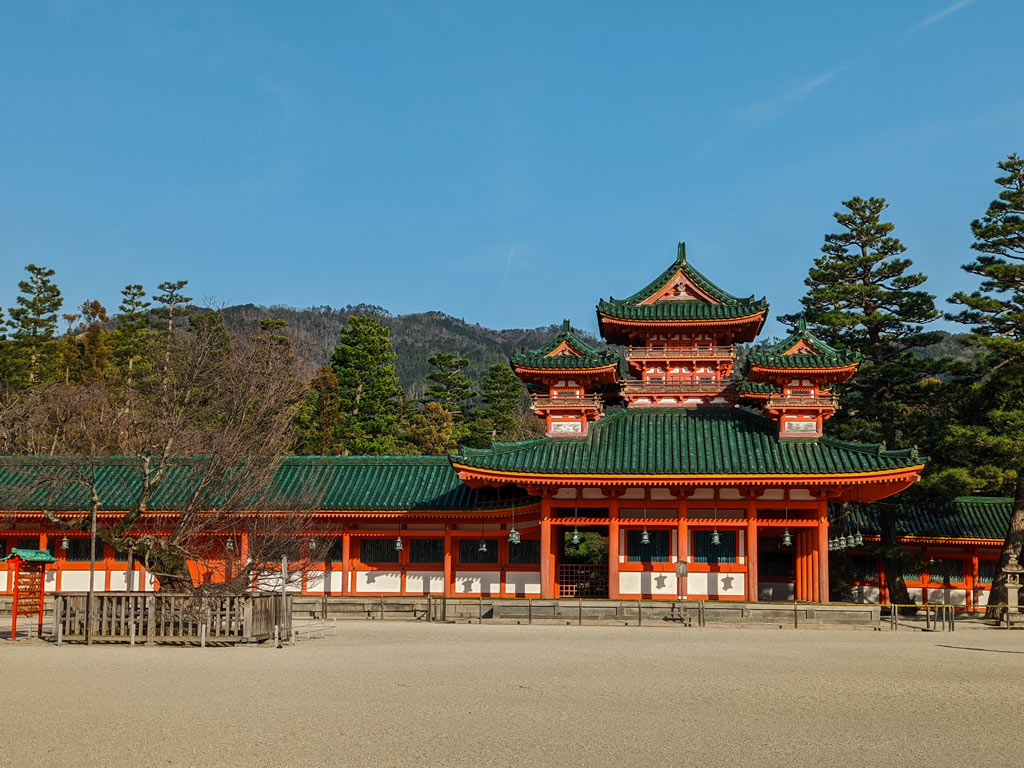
[510,320,619,375]
[746,318,862,378]
[597,243,769,343]
[451,407,924,502]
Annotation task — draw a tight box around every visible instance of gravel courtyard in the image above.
[2,623,1020,768]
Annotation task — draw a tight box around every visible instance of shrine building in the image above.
[0,243,1005,605]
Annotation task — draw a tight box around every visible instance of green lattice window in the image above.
[978,560,999,584]
[693,531,737,564]
[409,538,444,564]
[459,539,498,564]
[927,559,963,584]
[626,530,670,563]
[361,538,400,564]
[849,555,878,581]
[509,539,541,565]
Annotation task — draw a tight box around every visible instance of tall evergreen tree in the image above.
[152,280,192,334]
[6,264,63,387]
[407,401,454,455]
[329,315,404,455]
[947,153,1024,615]
[424,353,474,410]
[294,366,344,455]
[783,197,940,606]
[111,284,152,387]
[475,363,523,440]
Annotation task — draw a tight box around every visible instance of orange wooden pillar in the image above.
[677,499,689,598]
[745,492,758,602]
[341,531,351,596]
[442,528,454,598]
[540,497,554,599]
[816,503,829,603]
[607,504,620,599]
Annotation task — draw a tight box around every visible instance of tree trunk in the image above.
[880,506,914,611]
[985,473,1024,620]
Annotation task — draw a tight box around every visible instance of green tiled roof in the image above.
[844,497,1011,541]
[1,548,58,563]
[510,320,619,370]
[597,243,769,323]
[738,381,781,396]
[455,407,924,476]
[0,456,534,512]
[747,318,863,370]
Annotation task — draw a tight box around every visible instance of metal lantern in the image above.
[827,538,836,552]
[394,536,404,552]
[854,532,864,547]
[571,528,581,546]
[640,529,651,546]
[478,539,488,553]
[781,530,792,548]
[60,535,70,551]
[224,538,234,552]
[309,538,318,551]
[711,530,721,547]
[846,534,855,549]
[508,527,521,545]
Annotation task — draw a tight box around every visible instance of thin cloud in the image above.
[739,62,853,126]
[910,0,976,32]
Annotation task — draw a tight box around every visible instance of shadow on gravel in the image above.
[936,644,1024,654]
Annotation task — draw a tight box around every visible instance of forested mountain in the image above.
[221,304,609,397]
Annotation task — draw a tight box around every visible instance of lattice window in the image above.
[327,539,345,562]
[927,558,963,584]
[849,555,878,581]
[361,538,400,564]
[626,530,670,563]
[760,551,795,580]
[978,560,999,584]
[509,539,541,565]
[65,538,98,562]
[409,538,444,564]
[459,539,498,564]
[693,531,737,563]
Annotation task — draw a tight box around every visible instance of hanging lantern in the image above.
[836,536,846,551]
[571,528,581,546]
[478,539,488,553]
[394,536,404,552]
[640,529,651,546]
[781,530,792,548]
[60,535,70,551]
[309,538,318,551]
[711,530,721,547]
[508,527,521,545]
[854,532,864,547]
[827,538,836,552]
[845,534,855,549]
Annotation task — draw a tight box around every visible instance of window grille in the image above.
[65,538,98,562]
[459,539,498,564]
[693,531,737,563]
[902,565,922,582]
[849,555,878,581]
[361,538,400,564]
[327,539,345,562]
[626,530,670,563]
[978,560,999,584]
[508,539,541,565]
[927,558,963,584]
[760,551,795,580]
[409,538,444,564]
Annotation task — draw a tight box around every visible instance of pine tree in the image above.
[424,353,474,410]
[6,264,63,387]
[783,197,940,606]
[947,153,1024,615]
[329,315,404,455]
[294,366,344,455]
[111,284,152,387]
[152,280,191,334]
[477,363,522,439]
[407,402,454,455]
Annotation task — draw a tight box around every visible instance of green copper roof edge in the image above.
[746,319,864,369]
[510,321,619,368]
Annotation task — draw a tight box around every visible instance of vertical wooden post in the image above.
[969,553,979,611]
[677,496,689,600]
[540,498,554,599]
[607,502,620,600]
[443,525,453,598]
[745,491,759,603]
[280,555,289,641]
[816,501,829,603]
[341,531,351,596]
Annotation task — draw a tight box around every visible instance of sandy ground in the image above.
[1,622,1021,768]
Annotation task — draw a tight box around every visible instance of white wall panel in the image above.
[304,570,326,594]
[59,571,103,591]
[708,572,744,598]
[505,571,541,595]
[618,571,677,596]
[355,570,402,593]
[406,571,444,595]
[454,570,501,595]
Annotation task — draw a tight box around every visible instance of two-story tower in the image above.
[510,320,619,436]
[743,319,863,438]
[596,243,768,407]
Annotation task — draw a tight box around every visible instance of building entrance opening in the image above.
[558,526,609,598]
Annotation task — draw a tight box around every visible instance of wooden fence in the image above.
[52,593,292,644]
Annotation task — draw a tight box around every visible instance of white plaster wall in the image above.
[719,488,743,500]
[926,588,967,606]
[505,571,541,595]
[355,570,402,593]
[454,570,501,595]
[758,489,785,501]
[581,488,606,499]
[650,489,675,500]
[689,489,714,500]
[907,587,923,605]
[707,572,744,598]
[790,490,814,501]
[620,489,645,500]
[109,571,130,591]
[260,573,303,593]
[304,570,326,594]
[618,571,677,596]
[975,589,990,607]
[855,585,881,604]
[0,572,6,590]
[760,582,795,601]
[45,571,58,593]
[59,571,104,591]
[406,571,444,595]
[554,488,577,499]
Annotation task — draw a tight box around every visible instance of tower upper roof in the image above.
[510,320,619,372]
[746,318,863,371]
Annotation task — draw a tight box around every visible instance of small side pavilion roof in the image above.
[510,320,619,372]
[1,548,57,563]
[746,319,863,371]
[845,497,1011,541]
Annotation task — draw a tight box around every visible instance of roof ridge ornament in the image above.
[677,241,687,263]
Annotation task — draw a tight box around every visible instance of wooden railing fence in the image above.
[52,593,291,644]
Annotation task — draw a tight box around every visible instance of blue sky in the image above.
[1,1,1020,338]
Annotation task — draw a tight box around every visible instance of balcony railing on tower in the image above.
[529,394,604,410]
[766,393,839,409]
[620,378,725,395]
[626,345,736,360]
